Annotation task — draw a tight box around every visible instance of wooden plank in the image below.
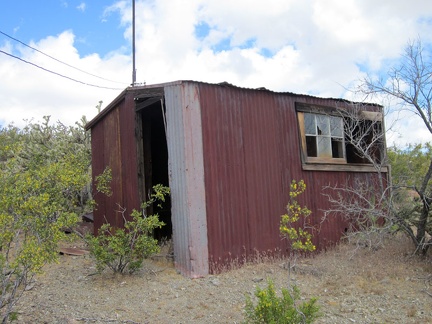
[302,163,388,173]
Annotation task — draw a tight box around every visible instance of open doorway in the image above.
[136,96,172,240]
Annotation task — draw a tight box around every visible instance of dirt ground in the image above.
[14,235,432,323]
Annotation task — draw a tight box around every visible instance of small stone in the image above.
[380,277,390,284]
[210,279,220,286]
[25,282,36,291]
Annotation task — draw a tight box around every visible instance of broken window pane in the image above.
[330,116,343,137]
[304,113,316,135]
[316,115,330,136]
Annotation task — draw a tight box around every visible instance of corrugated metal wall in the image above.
[197,83,384,272]
[91,102,123,231]
[90,91,140,232]
[119,92,141,217]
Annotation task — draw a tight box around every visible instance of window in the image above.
[304,113,345,161]
[297,105,386,172]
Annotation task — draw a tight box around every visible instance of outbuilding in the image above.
[86,80,387,278]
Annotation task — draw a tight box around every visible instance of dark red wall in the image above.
[197,83,385,271]
[90,92,140,233]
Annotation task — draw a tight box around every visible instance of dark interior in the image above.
[345,119,383,164]
[137,98,172,240]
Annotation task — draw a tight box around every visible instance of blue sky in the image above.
[1,1,126,56]
[1,0,432,146]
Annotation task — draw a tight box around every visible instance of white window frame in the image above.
[298,112,346,164]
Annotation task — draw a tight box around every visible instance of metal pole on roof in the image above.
[132,0,136,86]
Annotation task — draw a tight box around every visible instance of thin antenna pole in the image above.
[132,0,136,85]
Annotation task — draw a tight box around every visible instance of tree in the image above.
[388,143,432,191]
[387,144,432,243]
[359,39,432,254]
[324,40,432,255]
[322,103,391,252]
[0,116,91,322]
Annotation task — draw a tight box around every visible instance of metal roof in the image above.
[85,80,382,130]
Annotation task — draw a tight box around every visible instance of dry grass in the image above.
[14,233,432,323]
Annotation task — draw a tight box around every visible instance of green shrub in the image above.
[280,180,315,254]
[0,117,91,322]
[244,280,320,324]
[87,185,169,274]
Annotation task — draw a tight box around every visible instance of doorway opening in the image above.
[136,96,172,241]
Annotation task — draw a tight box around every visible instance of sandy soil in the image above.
[14,235,432,323]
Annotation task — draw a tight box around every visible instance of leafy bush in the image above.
[244,280,321,324]
[0,116,91,322]
[280,180,316,260]
[87,185,169,274]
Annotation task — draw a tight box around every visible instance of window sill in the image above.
[304,157,346,164]
[302,163,389,173]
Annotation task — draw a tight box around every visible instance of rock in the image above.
[210,279,221,286]
[25,282,36,291]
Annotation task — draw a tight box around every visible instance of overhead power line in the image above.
[0,49,124,90]
[0,30,128,86]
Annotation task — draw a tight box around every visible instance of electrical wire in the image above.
[0,49,124,90]
[0,30,129,86]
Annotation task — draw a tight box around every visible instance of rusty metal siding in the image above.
[90,115,105,233]
[105,107,125,228]
[91,91,139,232]
[90,92,141,232]
[165,82,209,278]
[241,92,288,254]
[91,103,123,231]
[197,83,290,268]
[198,84,251,270]
[119,92,141,219]
[198,84,385,272]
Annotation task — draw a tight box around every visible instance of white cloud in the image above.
[1,0,432,147]
[76,3,86,12]
[386,108,432,148]
[312,0,373,44]
[0,31,130,127]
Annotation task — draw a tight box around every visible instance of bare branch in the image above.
[331,39,432,255]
